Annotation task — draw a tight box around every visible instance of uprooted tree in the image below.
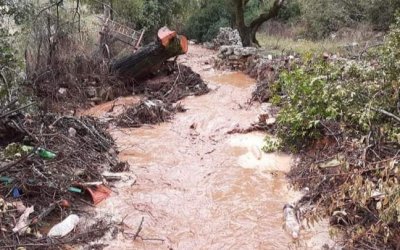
[232,0,285,46]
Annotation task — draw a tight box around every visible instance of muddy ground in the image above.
[82,45,337,249]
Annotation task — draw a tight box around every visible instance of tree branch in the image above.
[249,0,285,30]
[371,107,400,123]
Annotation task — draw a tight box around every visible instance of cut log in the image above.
[111,27,188,79]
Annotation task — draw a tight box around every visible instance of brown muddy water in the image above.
[83,45,335,249]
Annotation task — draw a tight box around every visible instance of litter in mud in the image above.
[0,113,117,248]
[47,214,80,238]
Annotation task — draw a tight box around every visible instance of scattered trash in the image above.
[68,187,83,193]
[102,171,129,182]
[36,147,56,159]
[59,199,71,208]
[283,204,301,239]
[58,88,67,95]
[12,201,27,213]
[371,190,385,200]
[68,127,77,137]
[48,214,80,238]
[86,185,112,205]
[0,176,13,184]
[12,187,23,198]
[12,205,34,235]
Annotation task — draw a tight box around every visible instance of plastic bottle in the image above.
[48,214,79,238]
[283,204,301,239]
[36,148,56,159]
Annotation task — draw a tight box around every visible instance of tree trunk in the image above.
[233,0,285,47]
[111,27,188,80]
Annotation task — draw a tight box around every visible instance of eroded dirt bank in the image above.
[85,45,334,249]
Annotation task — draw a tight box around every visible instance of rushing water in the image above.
[83,46,334,249]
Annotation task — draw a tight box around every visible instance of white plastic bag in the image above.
[48,214,79,238]
[13,206,34,235]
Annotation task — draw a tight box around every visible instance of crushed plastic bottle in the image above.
[283,204,301,239]
[48,214,79,238]
[36,148,56,159]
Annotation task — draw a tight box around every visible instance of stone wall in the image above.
[214,45,300,102]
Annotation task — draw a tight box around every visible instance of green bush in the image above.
[183,0,231,42]
[300,0,353,39]
[272,57,389,148]
[272,14,400,248]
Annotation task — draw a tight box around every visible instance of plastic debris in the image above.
[86,185,112,205]
[12,201,27,214]
[68,127,77,137]
[12,206,34,235]
[36,148,56,159]
[68,187,83,193]
[283,204,301,239]
[0,176,13,184]
[12,187,23,198]
[59,199,71,208]
[48,214,79,238]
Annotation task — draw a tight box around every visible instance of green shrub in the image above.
[272,14,400,248]
[183,0,231,42]
[273,12,400,147]
[262,135,282,153]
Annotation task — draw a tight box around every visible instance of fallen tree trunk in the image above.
[110,27,188,79]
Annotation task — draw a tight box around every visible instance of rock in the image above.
[239,47,257,56]
[213,27,243,48]
[228,55,241,60]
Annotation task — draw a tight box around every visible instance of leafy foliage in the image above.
[271,14,400,248]
[183,0,231,42]
[0,0,31,106]
[261,135,282,153]
[299,0,400,39]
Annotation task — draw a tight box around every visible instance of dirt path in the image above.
[86,45,333,249]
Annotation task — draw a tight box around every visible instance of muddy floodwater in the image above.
[85,46,334,249]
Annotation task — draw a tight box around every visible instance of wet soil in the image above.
[84,45,334,249]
